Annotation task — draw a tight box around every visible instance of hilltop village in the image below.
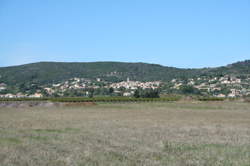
[0,74,250,98]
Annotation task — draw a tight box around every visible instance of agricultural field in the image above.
[0,101,250,166]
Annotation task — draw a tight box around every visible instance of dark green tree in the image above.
[134,89,140,98]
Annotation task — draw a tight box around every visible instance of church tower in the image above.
[127,77,130,82]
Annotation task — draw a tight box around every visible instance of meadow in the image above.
[0,101,250,166]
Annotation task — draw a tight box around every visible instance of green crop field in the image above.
[0,101,250,166]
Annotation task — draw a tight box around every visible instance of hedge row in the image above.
[0,96,226,102]
[198,97,225,101]
[50,96,181,103]
[0,96,181,103]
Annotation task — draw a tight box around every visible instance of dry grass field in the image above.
[0,101,250,166]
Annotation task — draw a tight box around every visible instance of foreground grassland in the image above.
[0,101,250,166]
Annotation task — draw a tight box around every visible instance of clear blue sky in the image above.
[0,0,249,68]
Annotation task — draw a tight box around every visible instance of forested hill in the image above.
[0,60,249,86]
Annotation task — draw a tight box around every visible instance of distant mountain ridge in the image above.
[0,60,249,86]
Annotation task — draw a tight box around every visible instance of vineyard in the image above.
[0,96,180,102]
[0,96,228,103]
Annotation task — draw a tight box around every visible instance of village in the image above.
[0,75,250,98]
[0,77,162,98]
[170,75,250,97]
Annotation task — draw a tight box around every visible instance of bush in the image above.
[133,89,160,98]
[198,97,225,101]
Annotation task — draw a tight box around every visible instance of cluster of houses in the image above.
[0,83,6,91]
[52,78,92,89]
[110,78,161,90]
[1,75,250,98]
[45,77,162,97]
[171,75,250,97]
[0,77,162,98]
[42,78,100,96]
[0,92,43,98]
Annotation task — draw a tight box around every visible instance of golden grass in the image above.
[0,101,250,166]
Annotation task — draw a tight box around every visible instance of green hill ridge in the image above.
[0,60,249,86]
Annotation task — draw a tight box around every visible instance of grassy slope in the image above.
[0,101,250,166]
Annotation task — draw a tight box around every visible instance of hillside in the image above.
[0,60,249,86]
[0,62,197,85]
[198,60,250,77]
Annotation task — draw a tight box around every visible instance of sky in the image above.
[0,0,249,68]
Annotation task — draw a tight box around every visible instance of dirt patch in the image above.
[244,98,250,103]
[0,101,60,108]
[0,101,96,108]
